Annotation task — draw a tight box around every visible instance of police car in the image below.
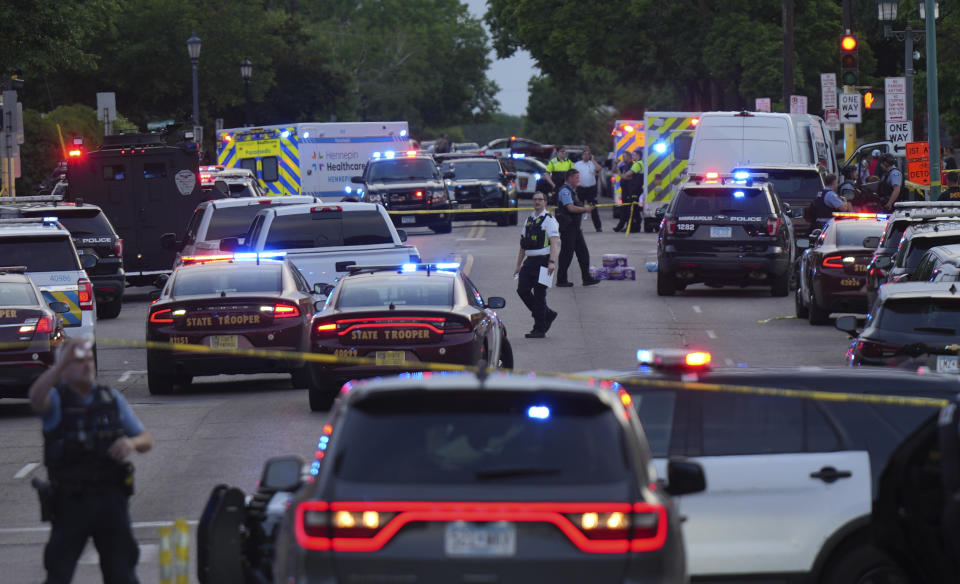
[657,172,795,296]
[0,218,97,345]
[198,372,704,584]
[582,348,960,583]
[878,221,960,286]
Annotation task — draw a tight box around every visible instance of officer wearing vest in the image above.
[545,147,574,195]
[514,191,560,338]
[556,169,601,287]
[29,336,153,584]
[810,173,851,226]
[878,154,905,210]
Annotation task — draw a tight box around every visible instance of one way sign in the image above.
[886,120,913,152]
[840,93,862,123]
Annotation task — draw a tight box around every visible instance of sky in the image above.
[464,0,538,117]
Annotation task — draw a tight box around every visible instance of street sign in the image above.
[146,119,174,131]
[755,97,771,112]
[886,120,913,153]
[825,109,841,132]
[906,141,930,185]
[789,95,807,114]
[820,73,837,110]
[839,93,862,123]
[885,77,906,121]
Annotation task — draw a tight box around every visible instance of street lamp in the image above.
[187,33,201,130]
[240,58,252,127]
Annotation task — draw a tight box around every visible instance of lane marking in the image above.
[0,519,200,535]
[13,462,39,479]
[117,370,146,383]
[706,330,717,339]
[455,238,486,242]
[476,224,486,239]
[692,305,702,313]
[463,254,475,277]
[757,315,798,324]
[466,222,479,239]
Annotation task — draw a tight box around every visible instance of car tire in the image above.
[808,293,830,325]
[820,543,909,584]
[97,296,123,319]
[498,337,514,369]
[770,272,789,297]
[656,269,676,296]
[496,212,511,227]
[430,221,453,234]
[795,287,809,318]
[290,365,312,389]
[308,371,340,412]
[643,219,655,233]
[148,370,175,395]
[509,206,519,226]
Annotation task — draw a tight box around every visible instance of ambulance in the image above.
[216,122,411,197]
[640,112,700,232]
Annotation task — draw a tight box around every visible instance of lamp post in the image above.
[187,33,202,129]
[240,58,252,127]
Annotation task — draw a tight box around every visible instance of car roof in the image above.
[0,220,71,237]
[270,201,381,215]
[878,281,960,301]
[0,271,35,284]
[904,221,960,237]
[205,195,316,209]
[924,243,960,259]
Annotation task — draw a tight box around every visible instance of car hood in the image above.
[367,180,444,191]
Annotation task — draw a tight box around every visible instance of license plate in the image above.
[376,350,406,365]
[519,177,528,189]
[401,215,416,224]
[710,226,732,238]
[444,522,516,557]
[209,335,239,350]
[937,355,959,373]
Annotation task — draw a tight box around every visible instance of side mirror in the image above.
[350,176,364,184]
[219,237,241,252]
[665,458,707,496]
[782,202,791,213]
[259,455,304,492]
[796,238,810,249]
[505,172,517,181]
[48,301,71,314]
[809,228,822,239]
[314,299,327,312]
[486,296,506,309]
[313,283,335,296]
[79,254,98,270]
[159,232,179,250]
[875,256,893,270]
[835,315,860,336]
[396,229,408,242]
[655,207,666,219]
[147,290,162,302]
[443,170,455,180]
[862,236,881,249]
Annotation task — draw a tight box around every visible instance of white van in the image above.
[688,111,836,176]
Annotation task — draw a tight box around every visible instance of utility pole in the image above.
[782,0,795,111]
[924,0,941,199]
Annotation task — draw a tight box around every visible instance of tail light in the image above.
[19,316,55,334]
[822,255,844,269]
[315,320,339,337]
[114,238,124,258]
[296,501,331,550]
[442,318,471,333]
[149,308,174,324]
[856,339,899,358]
[664,216,678,235]
[77,278,94,311]
[766,216,782,236]
[264,303,300,318]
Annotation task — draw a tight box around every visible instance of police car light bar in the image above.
[180,252,286,266]
[0,195,65,205]
[636,348,713,371]
[347,263,461,275]
[688,172,768,186]
[0,218,59,225]
[831,212,889,221]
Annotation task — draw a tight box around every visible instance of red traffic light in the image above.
[841,35,857,51]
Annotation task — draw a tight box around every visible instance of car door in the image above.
[668,392,871,576]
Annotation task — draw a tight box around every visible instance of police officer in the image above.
[878,154,905,210]
[613,152,635,232]
[514,191,559,338]
[29,336,153,584]
[545,147,574,195]
[555,169,600,287]
[810,173,852,226]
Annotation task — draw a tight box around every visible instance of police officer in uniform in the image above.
[545,147,574,196]
[29,336,153,584]
[556,169,601,287]
[514,192,559,338]
[878,154,905,210]
[810,173,851,226]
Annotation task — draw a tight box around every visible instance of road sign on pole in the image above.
[885,77,907,122]
[906,141,930,185]
[755,98,771,112]
[840,93,862,123]
[825,109,841,132]
[886,120,913,153]
[789,95,808,114]
[820,73,837,110]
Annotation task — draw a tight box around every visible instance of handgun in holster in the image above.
[31,478,55,523]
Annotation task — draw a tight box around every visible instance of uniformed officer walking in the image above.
[544,147,574,196]
[514,192,559,338]
[878,154,905,210]
[555,169,601,287]
[29,336,153,584]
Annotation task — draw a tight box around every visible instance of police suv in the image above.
[657,172,795,296]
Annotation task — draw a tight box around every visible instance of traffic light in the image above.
[840,35,858,86]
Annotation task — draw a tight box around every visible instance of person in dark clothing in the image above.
[555,169,600,287]
[30,336,153,584]
[514,192,560,338]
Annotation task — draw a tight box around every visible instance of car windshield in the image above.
[367,159,438,182]
[172,265,282,296]
[0,282,38,305]
[674,187,769,216]
[333,391,631,485]
[902,235,960,270]
[835,221,885,248]
[337,277,454,308]
[264,210,393,249]
[29,210,112,237]
[206,205,266,241]
[757,169,823,203]
[878,299,960,334]
[0,237,80,272]
[442,160,501,180]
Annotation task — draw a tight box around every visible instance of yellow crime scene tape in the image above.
[9,337,949,409]
[386,203,621,215]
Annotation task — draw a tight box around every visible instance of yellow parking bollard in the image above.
[174,518,190,584]
[158,526,173,584]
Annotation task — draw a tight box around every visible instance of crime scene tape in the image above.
[386,203,621,215]
[18,336,948,409]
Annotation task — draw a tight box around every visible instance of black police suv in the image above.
[351,153,453,234]
[436,154,519,226]
[657,172,795,296]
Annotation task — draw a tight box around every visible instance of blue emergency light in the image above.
[527,405,551,420]
[653,142,668,154]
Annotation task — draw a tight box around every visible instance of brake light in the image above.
[664,216,678,235]
[315,321,339,337]
[856,339,900,358]
[77,278,93,311]
[68,149,82,157]
[270,304,300,318]
[766,216,781,236]
[822,255,844,269]
[36,316,54,334]
[19,316,55,334]
[311,206,342,213]
[149,308,174,324]
[114,238,124,258]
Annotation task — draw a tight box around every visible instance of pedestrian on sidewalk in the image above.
[514,192,559,338]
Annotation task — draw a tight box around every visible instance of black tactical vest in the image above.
[521,214,551,250]
[555,183,583,229]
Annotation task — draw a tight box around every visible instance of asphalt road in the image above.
[0,214,854,583]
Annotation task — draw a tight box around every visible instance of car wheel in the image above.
[498,337,514,369]
[496,212,511,227]
[808,293,830,325]
[656,269,676,296]
[821,543,909,584]
[643,219,655,233]
[795,287,809,318]
[430,221,453,234]
[291,365,312,388]
[308,370,340,412]
[97,296,123,319]
[770,272,789,297]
